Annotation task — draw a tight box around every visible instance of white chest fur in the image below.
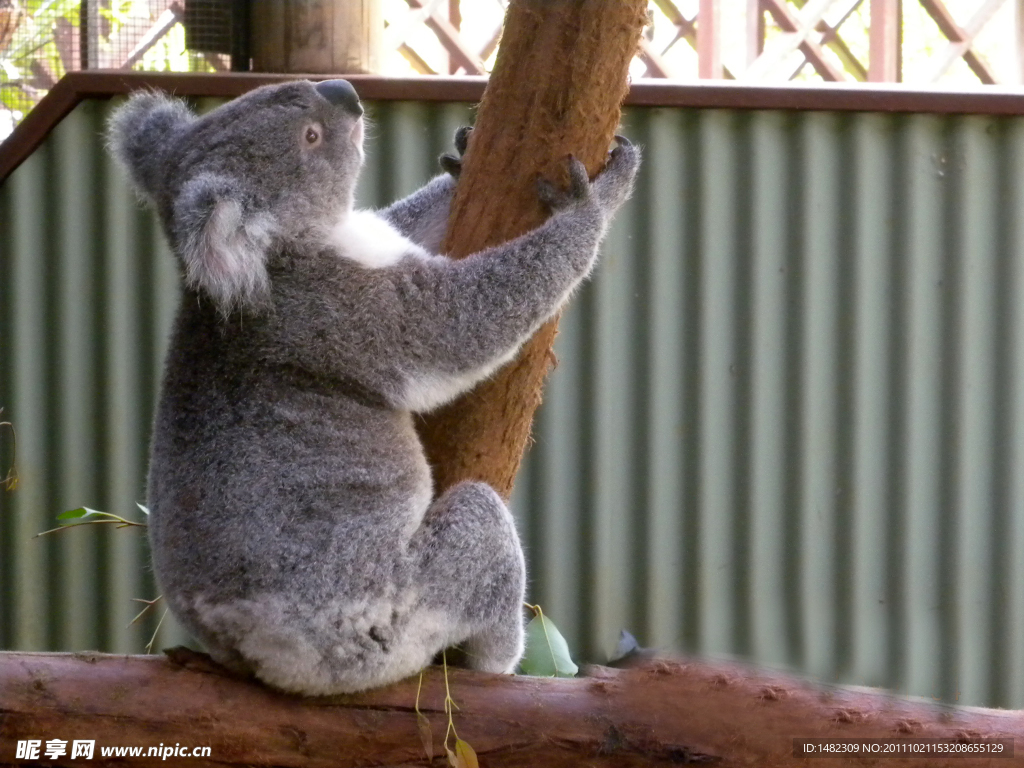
[329,210,430,268]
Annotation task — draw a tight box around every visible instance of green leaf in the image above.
[519,613,578,678]
[57,506,104,523]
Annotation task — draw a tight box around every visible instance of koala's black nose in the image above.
[315,79,363,116]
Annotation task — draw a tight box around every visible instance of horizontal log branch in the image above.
[0,650,1021,767]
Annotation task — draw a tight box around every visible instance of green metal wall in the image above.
[2,98,1023,708]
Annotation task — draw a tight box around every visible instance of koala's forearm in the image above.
[394,208,605,380]
[376,174,455,253]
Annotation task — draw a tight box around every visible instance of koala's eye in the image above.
[304,125,322,146]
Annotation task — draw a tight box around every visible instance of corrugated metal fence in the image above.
[2,96,1023,708]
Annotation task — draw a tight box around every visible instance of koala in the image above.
[107,79,639,695]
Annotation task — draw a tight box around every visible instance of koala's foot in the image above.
[171,482,524,696]
[411,481,526,674]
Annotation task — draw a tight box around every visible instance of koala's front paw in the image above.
[536,155,590,212]
[536,139,640,215]
[439,126,473,178]
[591,135,641,214]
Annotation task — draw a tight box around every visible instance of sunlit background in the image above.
[2,0,1024,141]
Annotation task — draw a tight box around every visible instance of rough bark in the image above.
[415,0,649,498]
[1,651,1022,767]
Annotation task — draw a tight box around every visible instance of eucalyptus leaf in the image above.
[415,712,433,761]
[57,506,104,523]
[454,738,479,768]
[520,613,578,678]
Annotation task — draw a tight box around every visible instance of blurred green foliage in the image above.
[0,0,215,138]
[1,0,81,125]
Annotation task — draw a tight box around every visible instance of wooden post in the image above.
[869,0,900,82]
[699,0,723,78]
[414,0,649,498]
[1017,0,1024,83]
[747,0,765,67]
[449,0,462,74]
[249,0,381,74]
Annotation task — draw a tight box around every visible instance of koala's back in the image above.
[147,265,433,611]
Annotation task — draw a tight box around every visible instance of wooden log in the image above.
[250,0,381,74]
[1,650,1021,767]
[415,0,649,498]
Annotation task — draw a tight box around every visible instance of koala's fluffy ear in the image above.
[107,91,192,200]
[174,174,276,312]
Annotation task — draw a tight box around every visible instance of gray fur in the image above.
[107,79,639,695]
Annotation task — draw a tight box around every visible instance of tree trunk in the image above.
[1,651,1021,767]
[415,0,649,498]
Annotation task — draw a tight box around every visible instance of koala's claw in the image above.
[439,126,474,177]
[566,156,589,199]
[536,176,562,210]
[536,146,640,214]
[593,138,641,213]
[536,155,592,211]
[439,153,462,177]
[607,135,635,166]
[454,126,472,156]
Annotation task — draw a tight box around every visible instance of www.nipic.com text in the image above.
[16,739,212,761]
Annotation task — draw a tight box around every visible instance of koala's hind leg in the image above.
[411,481,526,673]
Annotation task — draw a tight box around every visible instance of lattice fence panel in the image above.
[2,1,1023,139]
